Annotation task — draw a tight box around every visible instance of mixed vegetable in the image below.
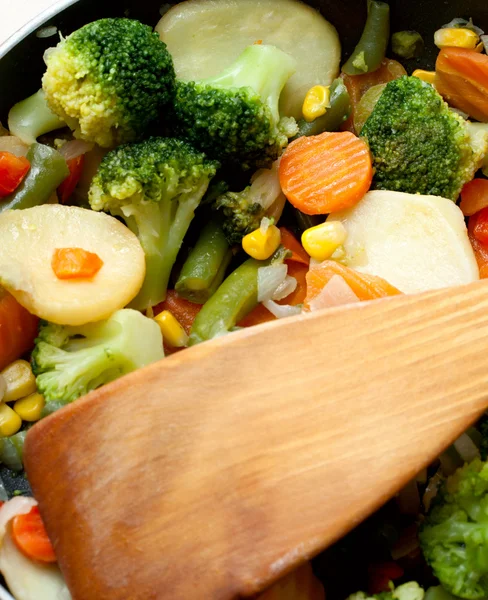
[2,0,488,598]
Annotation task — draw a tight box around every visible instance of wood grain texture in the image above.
[24,280,488,600]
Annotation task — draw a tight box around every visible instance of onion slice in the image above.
[307,275,360,312]
[0,136,29,158]
[273,276,297,301]
[258,265,288,302]
[0,497,37,542]
[58,139,94,162]
[263,300,301,319]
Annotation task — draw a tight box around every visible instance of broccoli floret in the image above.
[32,309,164,413]
[347,582,425,600]
[173,44,298,171]
[43,18,175,148]
[214,159,284,244]
[361,76,477,200]
[391,31,424,59]
[89,137,219,309]
[419,458,488,599]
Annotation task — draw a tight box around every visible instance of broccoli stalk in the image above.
[32,309,164,415]
[174,44,298,170]
[7,89,66,145]
[419,458,488,599]
[89,137,219,310]
[214,158,286,244]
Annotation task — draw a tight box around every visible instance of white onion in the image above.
[453,432,480,463]
[36,26,58,38]
[58,140,94,162]
[267,193,287,223]
[0,497,37,542]
[307,275,360,312]
[260,217,271,235]
[258,264,287,302]
[0,136,29,158]
[442,18,484,36]
[263,300,301,319]
[423,468,443,511]
[272,275,297,301]
[249,159,283,210]
[482,34,488,53]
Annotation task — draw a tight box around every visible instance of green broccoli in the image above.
[173,44,298,171]
[7,89,66,145]
[419,458,488,599]
[88,137,219,309]
[214,159,285,244]
[347,582,425,600]
[391,31,424,59]
[32,309,164,415]
[360,76,478,200]
[42,18,175,148]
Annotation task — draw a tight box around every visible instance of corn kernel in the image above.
[1,360,37,403]
[242,224,281,260]
[302,222,347,262]
[0,375,6,403]
[302,85,331,123]
[14,393,45,422]
[412,70,436,85]
[0,404,22,437]
[154,311,189,348]
[475,41,485,53]
[434,28,479,49]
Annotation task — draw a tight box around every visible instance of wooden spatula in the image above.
[24,280,488,600]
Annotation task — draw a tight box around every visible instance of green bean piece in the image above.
[175,218,233,304]
[0,143,69,212]
[294,209,323,234]
[8,89,66,145]
[391,31,424,59]
[342,1,390,76]
[294,79,352,138]
[0,431,27,472]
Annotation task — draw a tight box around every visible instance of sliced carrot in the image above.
[257,562,325,600]
[304,260,401,310]
[279,132,373,215]
[52,247,104,280]
[460,179,488,216]
[0,288,38,371]
[58,155,85,204]
[280,227,310,265]
[435,48,488,122]
[0,152,30,198]
[11,506,56,563]
[341,58,407,133]
[238,303,275,327]
[468,211,488,278]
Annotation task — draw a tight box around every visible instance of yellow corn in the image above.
[154,310,189,348]
[242,224,281,260]
[0,404,22,437]
[0,360,37,403]
[434,28,479,49]
[0,375,6,403]
[14,392,45,422]
[302,221,347,262]
[475,41,485,53]
[302,85,331,123]
[412,70,436,85]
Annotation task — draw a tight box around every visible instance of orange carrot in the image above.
[341,58,407,133]
[154,290,202,354]
[435,48,488,122]
[280,227,310,265]
[305,260,401,310]
[11,506,56,563]
[257,562,325,600]
[279,132,373,215]
[0,288,38,371]
[468,212,488,278]
[51,247,103,280]
[460,179,488,216]
[0,152,30,197]
[58,155,84,204]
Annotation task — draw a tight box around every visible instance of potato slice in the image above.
[156,0,341,120]
[0,524,71,600]
[329,190,479,293]
[0,205,145,326]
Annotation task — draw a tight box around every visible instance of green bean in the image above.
[176,218,233,304]
[41,400,67,419]
[294,79,352,138]
[0,431,27,472]
[8,89,66,145]
[1,143,69,212]
[342,1,390,76]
